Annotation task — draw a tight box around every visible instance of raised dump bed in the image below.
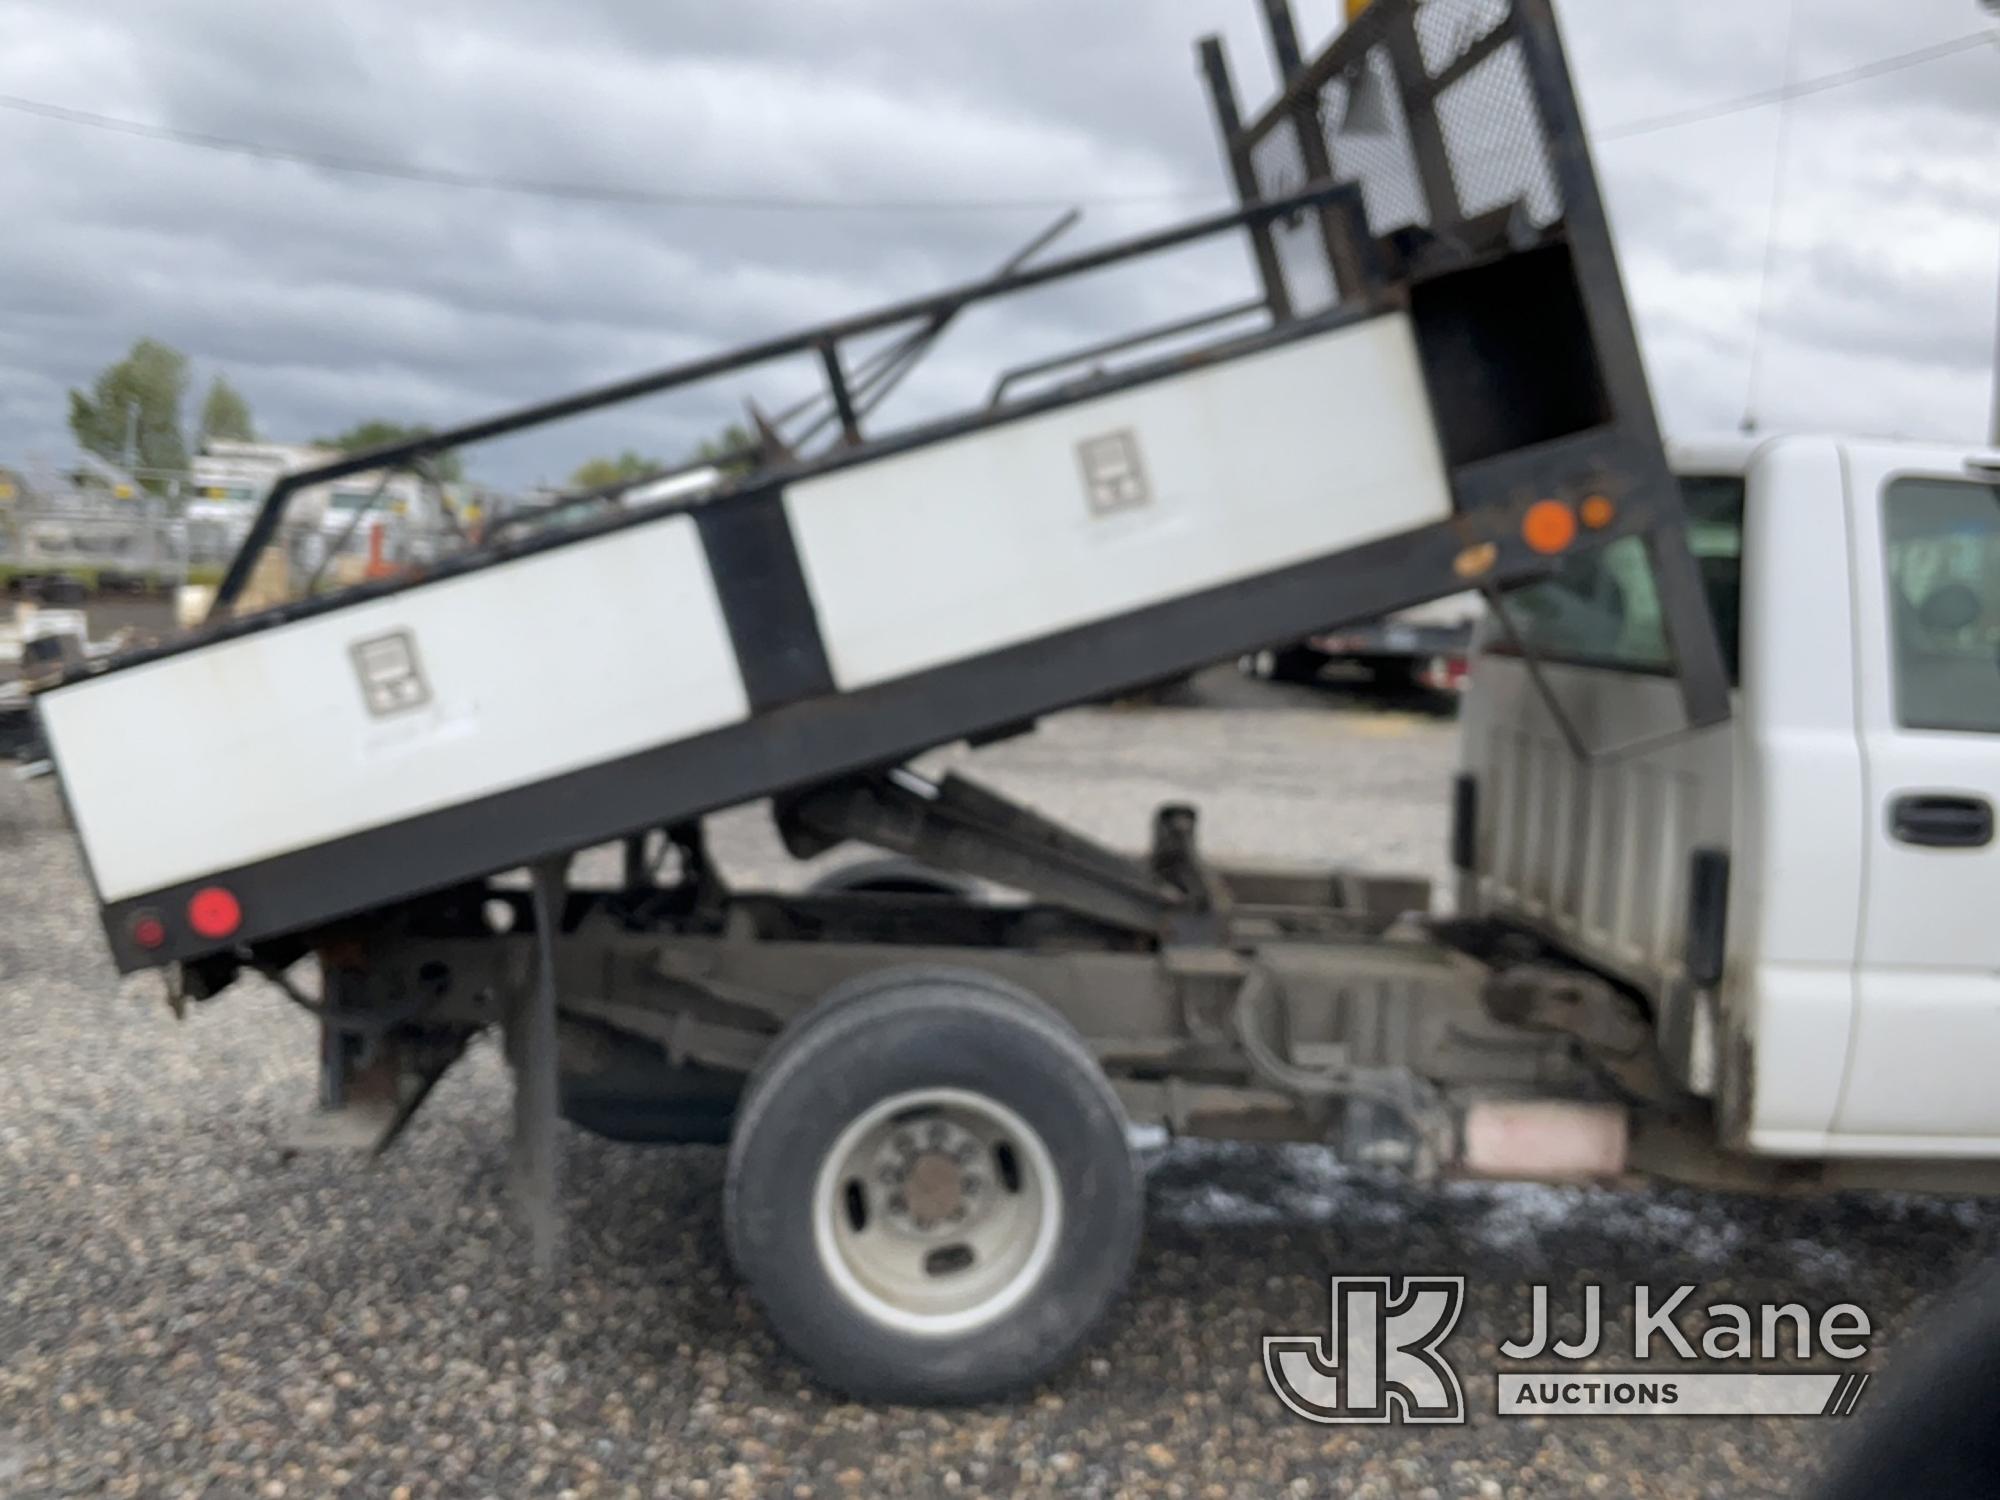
[38,0,1729,974]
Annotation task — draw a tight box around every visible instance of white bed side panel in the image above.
[785,314,1454,691]
[42,517,747,901]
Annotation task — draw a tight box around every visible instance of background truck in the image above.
[30,0,1941,1405]
[1250,591,1479,696]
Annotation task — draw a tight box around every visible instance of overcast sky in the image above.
[0,0,1993,487]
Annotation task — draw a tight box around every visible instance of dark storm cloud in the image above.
[0,0,1992,484]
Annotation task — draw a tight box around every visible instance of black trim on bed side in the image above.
[694,488,834,712]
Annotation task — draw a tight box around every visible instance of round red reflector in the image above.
[130,912,168,950]
[187,886,242,940]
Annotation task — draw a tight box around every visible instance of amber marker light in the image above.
[1522,499,1578,555]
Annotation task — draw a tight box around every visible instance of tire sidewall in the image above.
[727,977,1140,1402]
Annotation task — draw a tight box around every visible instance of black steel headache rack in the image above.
[43,0,1733,976]
[1208,0,1732,726]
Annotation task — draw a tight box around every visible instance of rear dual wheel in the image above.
[724,967,1142,1403]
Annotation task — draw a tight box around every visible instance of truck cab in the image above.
[1462,435,2000,1160]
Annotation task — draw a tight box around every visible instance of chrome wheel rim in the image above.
[811,1087,1061,1336]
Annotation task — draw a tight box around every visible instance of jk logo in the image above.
[1264,1276,1467,1424]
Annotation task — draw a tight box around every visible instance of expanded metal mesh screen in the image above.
[1242,0,1564,314]
[1413,0,1511,76]
[1434,37,1559,224]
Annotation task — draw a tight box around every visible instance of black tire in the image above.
[1819,1261,2000,1499]
[725,966,1142,1403]
[807,857,978,901]
[1360,655,1424,691]
[1266,645,1328,684]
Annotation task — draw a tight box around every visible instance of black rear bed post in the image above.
[509,857,567,1275]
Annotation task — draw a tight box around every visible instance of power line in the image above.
[1742,0,1802,433]
[1595,28,1996,143]
[0,26,1991,211]
[0,92,1219,213]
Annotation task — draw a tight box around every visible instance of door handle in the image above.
[1890,793,1995,849]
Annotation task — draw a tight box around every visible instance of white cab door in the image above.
[1835,451,2000,1149]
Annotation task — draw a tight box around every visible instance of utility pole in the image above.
[1986,1,1999,444]
[1991,240,1999,445]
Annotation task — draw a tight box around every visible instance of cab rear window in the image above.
[1491,477,1745,678]
[1884,475,2000,734]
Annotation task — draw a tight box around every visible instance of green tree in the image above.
[67,338,190,493]
[570,450,662,489]
[692,422,758,478]
[317,419,464,481]
[198,376,257,444]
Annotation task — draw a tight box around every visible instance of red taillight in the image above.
[187,886,242,940]
[130,911,168,950]
[1421,656,1471,694]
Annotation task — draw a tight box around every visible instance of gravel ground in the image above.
[4,673,1998,1498]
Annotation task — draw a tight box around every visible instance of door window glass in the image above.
[1884,476,2000,733]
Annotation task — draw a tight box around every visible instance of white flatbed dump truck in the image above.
[33,0,1808,1401]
